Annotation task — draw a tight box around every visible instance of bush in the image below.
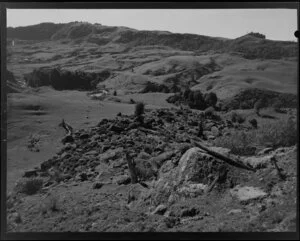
[272,100,282,113]
[204,106,215,117]
[254,99,264,116]
[204,92,218,107]
[16,178,44,195]
[135,102,145,116]
[113,90,117,96]
[41,195,59,214]
[231,112,245,123]
[249,118,258,128]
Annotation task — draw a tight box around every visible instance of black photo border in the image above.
[0,1,299,240]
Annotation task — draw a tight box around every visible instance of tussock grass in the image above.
[214,117,297,155]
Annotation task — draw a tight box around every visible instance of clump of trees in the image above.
[167,88,218,111]
[247,32,266,39]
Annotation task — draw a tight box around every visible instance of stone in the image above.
[180,207,199,217]
[177,183,208,197]
[92,182,104,189]
[211,126,220,137]
[61,152,71,159]
[230,186,267,203]
[149,151,176,167]
[227,209,242,215]
[205,122,215,131]
[115,175,131,185]
[243,155,273,169]
[177,147,221,185]
[23,170,37,178]
[109,124,124,133]
[85,150,98,156]
[97,147,124,163]
[152,204,168,215]
[79,133,89,139]
[207,135,216,140]
[258,147,273,155]
[62,135,74,144]
[209,147,231,157]
[11,212,22,224]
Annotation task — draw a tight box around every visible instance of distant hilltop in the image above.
[7,21,297,59]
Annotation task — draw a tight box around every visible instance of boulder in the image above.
[243,155,273,169]
[149,151,176,168]
[97,147,124,163]
[230,185,267,203]
[180,207,199,218]
[211,126,220,137]
[109,124,124,133]
[209,147,231,157]
[227,209,242,215]
[114,175,131,185]
[177,183,207,197]
[257,147,273,155]
[177,147,222,185]
[23,170,38,178]
[92,182,104,189]
[79,133,89,139]
[62,135,74,144]
[151,204,168,215]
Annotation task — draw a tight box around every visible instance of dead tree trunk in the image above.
[193,140,256,172]
[59,119,73,135]
[126,152,138,184]
[271,156,286,180]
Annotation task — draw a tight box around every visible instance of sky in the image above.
[7,9,298,41]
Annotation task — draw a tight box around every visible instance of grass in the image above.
[214,117,297,156]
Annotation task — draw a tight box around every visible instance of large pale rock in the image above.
[177,183,208,197]
[230,185,267,203]
[177,147,222,185]
[97,147,124,163]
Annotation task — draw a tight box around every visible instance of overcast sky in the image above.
[7,9,298,41]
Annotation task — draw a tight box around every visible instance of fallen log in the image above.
[192,140,256,172]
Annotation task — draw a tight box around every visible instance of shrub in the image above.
[41,195,59,214]
[204,106,215,117]
[254,99,264,116]
[204,92,218,107]
[272,100,282,113]
[237,115,246,124]
[113,90,117,96]
[135,102,145,116]
[16,178,44,195]
[249,118,258,128]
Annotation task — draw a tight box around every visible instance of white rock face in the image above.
[230,185,267,203]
